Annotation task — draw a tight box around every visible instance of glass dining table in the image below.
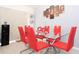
[36,32,69,54]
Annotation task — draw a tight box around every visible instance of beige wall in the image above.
[0,6,34,41]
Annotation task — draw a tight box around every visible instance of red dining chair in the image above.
[36,26,50,39]
[47,25,61,45]
[26,26,49,53]
[18,26,28,44]
[39,25,61,54]
[36,26,45,39]
[54,25,61,41]
[18,26,30,53]
[44,26,50,35]
[37,26,44,35]
[51,27,77,53]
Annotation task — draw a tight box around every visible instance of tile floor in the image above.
[0,42,67,54]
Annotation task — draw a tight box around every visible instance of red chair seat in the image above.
[52,41,67,50]
[47,38,54,42]
[36,41,49,51]
[47,38,61,43]
[36,35,45,39]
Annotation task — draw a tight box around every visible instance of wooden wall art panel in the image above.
[43,5,64,19]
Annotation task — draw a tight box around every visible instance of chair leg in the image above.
[44,47,50,54]
[44,46,61,54]
[44,47,53,54]
[52,47,58,54]
[20,47,30,54]
[53,47,61,54]
[28,50,34,54]
[56,49,61,54]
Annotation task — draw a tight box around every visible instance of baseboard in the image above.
[0,40,16,46]
[9,40,16,43]
[69,47,79,54]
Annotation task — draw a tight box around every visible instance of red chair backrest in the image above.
[18,26,28,43]
[44,26,50,35]
[25,25,31,34]
[37,26,50,35]
[27,27,37,50]
[54,25,61,41]
[67,27,77,51]
[37,26,44,34]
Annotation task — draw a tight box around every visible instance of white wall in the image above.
[0,6,34,41]
[34,5,79,48]
[0,5,35,14]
